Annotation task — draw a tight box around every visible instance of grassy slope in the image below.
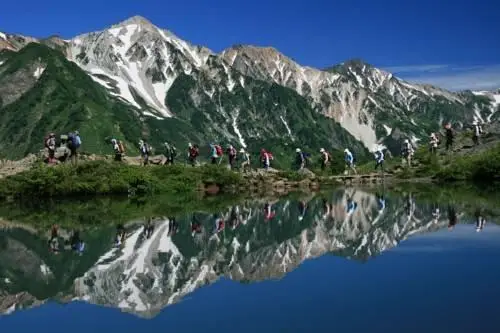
[0,43,148,158]
[356,124,500,182]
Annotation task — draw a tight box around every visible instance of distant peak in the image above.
[114,15,155,27]
[324,58,377,74]
[343,58,373,69]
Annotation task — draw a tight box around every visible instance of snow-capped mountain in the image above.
[0,15,498,157]
[71,189,447,317]
[67,16,212,118]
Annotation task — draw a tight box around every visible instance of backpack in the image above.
[68,133,81,149]
[44,135,50,148]
[118,141,125,154]
[215,145,223,157]
[189,146,199,157]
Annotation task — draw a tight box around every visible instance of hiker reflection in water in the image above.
[376,192,386,211]
[404,193,415,218]
[191,216,203,236]
[69,230,85,254]
[213,214,225,234]
[264,203,276,221]
[48,224,60,253]
[168,217,178,236]
[144,218,155,239]
[432,204,441,224]
[298,201,307,221]
[447,206,458,230]
[474,209,486,232]
[229,206,241,230]
[115,224,126,246]
[322,199,331,217]
[346,196,358,215]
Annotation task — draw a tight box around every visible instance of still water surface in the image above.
[0,186,499,332]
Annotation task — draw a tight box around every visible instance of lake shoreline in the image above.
[0,157,444,202]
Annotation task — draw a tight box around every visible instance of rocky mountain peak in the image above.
[113,15,156,29]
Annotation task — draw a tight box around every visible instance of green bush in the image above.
[0,161,244,200]
[435,145,500,181]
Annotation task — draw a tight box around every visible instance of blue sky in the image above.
[1,0,499,90]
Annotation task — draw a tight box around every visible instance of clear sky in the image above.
[1,0,499,90]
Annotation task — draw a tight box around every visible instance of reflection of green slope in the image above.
[0,226,116,300]
[0,185,498,317]
[0,194,246,230]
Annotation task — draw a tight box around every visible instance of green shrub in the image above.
[0,161,244,200]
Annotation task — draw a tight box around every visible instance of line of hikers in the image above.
[42,119,482,174]
[43,131,82,165]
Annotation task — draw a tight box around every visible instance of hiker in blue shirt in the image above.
[67,131,82,165]
[344,148,357,175]
[374,148,384,171]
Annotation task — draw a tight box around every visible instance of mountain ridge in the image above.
[0,15,499,159]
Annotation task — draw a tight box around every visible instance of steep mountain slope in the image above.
[0,43,148,158]
[67,16,212,118]
[222,47,497,150]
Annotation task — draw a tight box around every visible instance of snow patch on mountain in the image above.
[0,32,6,40]
[40,263,51,276]
[383,124,392,135]
[473,90,500,122]
[143,111,164,120]
[2,304,16,315]
[232,109,246,148]
[280,116,294,140]
[33,66,45,79]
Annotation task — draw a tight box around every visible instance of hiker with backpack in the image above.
[111,139,125,162]
[227,144,237,169]
[56,134,71,163]
[139,139,151,166]
[344,148,357,175]
[319,148,330,171]
[429,133,439,154]
[444,123,454,151]
[188,143,199,166]
[239,148,251,172]
[67,131,82,165]
[209,143,223,165]
[260,148,273,170]
[472,121,483,146]
[374,148,385,172]
[164,142,177,165]
[295,148,306,170]
[401,139,414,167]
[44,132,57,164]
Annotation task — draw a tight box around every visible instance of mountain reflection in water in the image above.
[0,186,499,322]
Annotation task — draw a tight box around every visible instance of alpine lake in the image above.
[1,183,500,333]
